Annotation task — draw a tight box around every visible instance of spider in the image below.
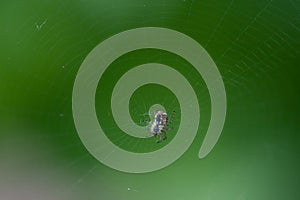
[149,110,175,143]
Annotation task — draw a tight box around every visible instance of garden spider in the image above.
[149,110,175,143]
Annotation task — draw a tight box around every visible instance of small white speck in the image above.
[35,19,47,30]
[127,187,138,192]
[62,65,65,69]
[59,113,64,117]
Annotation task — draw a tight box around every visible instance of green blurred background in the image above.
[0,0,299,199]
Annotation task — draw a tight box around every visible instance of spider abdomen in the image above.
[150,111,168,136]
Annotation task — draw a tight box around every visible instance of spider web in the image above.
[0,0,299,200]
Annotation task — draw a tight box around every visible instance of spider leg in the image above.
[166,110,176,127]
[156,134,162,143]
[163,130,167,140]
[142,119,150,125]
[165,127,173,131]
